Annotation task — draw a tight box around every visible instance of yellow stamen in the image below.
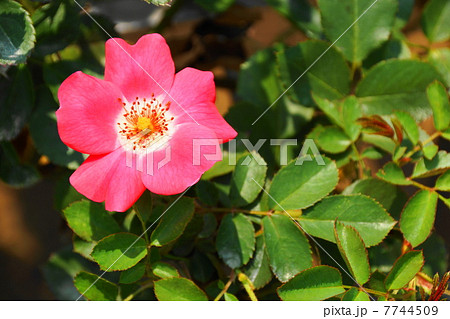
[137,117,154,132]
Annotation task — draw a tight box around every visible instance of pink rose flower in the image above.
[56,34,237,212]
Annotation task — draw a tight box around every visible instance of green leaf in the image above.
[342,287,370,301]
[342,96,362,141]
[428,48,450,87]
[152,261,180,279]
[0,141,40,188]
[119,262,146,284]
[318,0,397,63]
[195,180,218,206]
[394,0,414,29]
[29,87,85,169]
[315,126,352,154]
[154,278,208,301]
[441,196,450,209]
[363,39,412,71]
[312,93,341,125]
[63,200,121,242]
[268,157,338,210]
[277,41,350,106]
[150,197,194,246]
[394,111,419,145]
[230,151,267,207]
[144,0,173,5]
[423,144,439,160]
[42,248,93,300]
[427,81,450,131]
[198,213,217,239]
[343,178,407,219]
[91,233,147,271]
[412,151,450,178]
[334,222,370,285]
[263,215,312,282]
[376,162,411,185]
[190,251,215,283]
[236,47,314,138]
[300,195,396,247]
[361,147,384,160]
[216,213,255,269]
[73,235,95,260]
[133,191,153,223]
[224,293,239,301]
[265,0,322,38]
[0,65,33,142]
[243,235,272,290]
[194,0,234,12]
[400,190,438,248]
[420,233,449,277]
[356,60,443,120]
[436,170,450,191]
[74,271,118,301]
[202,151,245,180]
[385,251,424,291]
[54,172,86,211]
[421,0,450,43]
[277,266,345,301]
[32,0,81,56]
[0,0,35,64]
[237,47,283,108]
[362,134,396,154]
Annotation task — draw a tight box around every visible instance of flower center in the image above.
[117,95,174,151]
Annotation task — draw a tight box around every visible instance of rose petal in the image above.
[140,123,221,195]
[104,34,175,101]
[56,71,123,155]
[70,148,145,212]
[165,68,237,142]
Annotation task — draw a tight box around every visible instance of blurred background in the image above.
[0,0,448,300]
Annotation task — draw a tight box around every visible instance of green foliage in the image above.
[243,235,272,289]
[229,152,267,207]
[0,0,35,65]
[277,266,345,301]
[74,271,118,301]
[0,65,34,142]
[150,197,194,246]
[356,60,443,120]
[91,233,148,271]
[277,41,351,106]
[385,251,424,291]
[263,215,312,282]
[342,287,370,301]
[318,0,397,63]
[194,0,234,12]
[216,213,255,269]
[400,190,438,248]
[421,0,450,43]
[267,157,338,210]
[63,200,121,242]
[334,222,370,285]
[154,278,208,301]
[265,0,322,38]
[300,195,396,247]
[427,81,450,131]
[152,261,180,279]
